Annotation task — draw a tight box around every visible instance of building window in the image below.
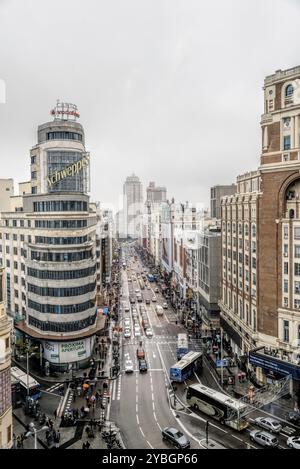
[252,224,256,238]
[5,337,9,349]
[284,135,291,150]
[252,241,256,253]
[295,263,300,276]
[295,282,300,295]
[31,155,37,164]
[7,425,12,444]
[31,186,37,195]
[284,226,289,240]
[238,224,242,235]
[252,273,257,286]
[245,224,249,237]
[295,227,300,240]
[31,171,37,180]
[252,257,257,269]
[284,262,289,275]
[284,244,289,257]
[284,279,289,293]
[295,246,300,258]
[285,84,294,102]
[283,320,289,343]
[284,297,288,308]
[295,299,300,310]
[253,309,256,332]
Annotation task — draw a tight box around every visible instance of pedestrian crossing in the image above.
[65,389,74,414]
[46,383,64,394]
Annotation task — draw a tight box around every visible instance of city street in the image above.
[109,244,299,450]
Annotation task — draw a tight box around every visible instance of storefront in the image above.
[249,348,300,405]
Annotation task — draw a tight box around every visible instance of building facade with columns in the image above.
[220,66,300,399]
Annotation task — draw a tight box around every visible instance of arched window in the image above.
[285,84,294,98]
[290,209,295,220]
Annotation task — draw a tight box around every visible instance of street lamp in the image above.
[26,423,48,449]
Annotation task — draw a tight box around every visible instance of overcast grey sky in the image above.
[1,0,300,210]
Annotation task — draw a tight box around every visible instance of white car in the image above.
[145,328,153,338]
[162,302,168,309]
[254,417,282,434]
[287,436,300,449]
[135,289,140,294]
[125,360,134,373]
[152,296,157,302]
[134,327,141,337]
[147,286,151,290]
[124,304,130,312]
[124,328,131,338]
[124,319,131,328]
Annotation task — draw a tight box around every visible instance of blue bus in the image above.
[176,333,189,360]
[170,351,203,383]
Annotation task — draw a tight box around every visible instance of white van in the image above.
[155,305,164,316]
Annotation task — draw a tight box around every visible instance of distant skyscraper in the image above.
[146,181,167,203]
[123,174,143,239]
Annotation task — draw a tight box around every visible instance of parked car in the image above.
[139,360,148,373]
[249,430,279,448]
[124,319,131,328]
[134,327,141,337]
[124,328,131,338]
[287,412,300,426]
[145,299,151,305]
[162,427,190,449]
[152,296,157,302]
[124,304,130,312]
[125,360,134,373]
[287,436,300,449]
[162,302,168,309]
[147,286,151,290]
[145,328,153,338]
[154,287,159,293]
[254,417,282,434]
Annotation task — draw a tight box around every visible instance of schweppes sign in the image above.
[47,154,90,188]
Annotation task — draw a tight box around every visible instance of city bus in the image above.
[11,366,42,401]
[170,351,203,383]
[186,384,249,431]
[176,333,189,360]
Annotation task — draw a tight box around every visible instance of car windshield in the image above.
[174,431,183,438]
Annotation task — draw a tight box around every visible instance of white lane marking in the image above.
[112,379,117,401]
[152,402,155,411]
[139,426,145,437]
[136,404,138,413]
[146,440,154,449]
[194,372,202,384]
[136,414,140,425]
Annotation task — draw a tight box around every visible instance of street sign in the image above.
[216,359,229,368]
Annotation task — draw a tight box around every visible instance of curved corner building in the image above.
[2,103,103,372]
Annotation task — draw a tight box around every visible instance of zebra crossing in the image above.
[46,382,64,394]
[64,389,74,414]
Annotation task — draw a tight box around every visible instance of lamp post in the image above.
[26,423,48,449]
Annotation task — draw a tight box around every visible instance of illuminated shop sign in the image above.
[47,154,90,188]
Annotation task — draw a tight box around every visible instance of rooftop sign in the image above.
[50,100,80,121]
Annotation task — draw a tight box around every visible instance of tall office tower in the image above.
[123,173,143,239]
[0,266,13,449]
[146,181,167,203]
[0,102,104,373]
[220,67,300,401]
